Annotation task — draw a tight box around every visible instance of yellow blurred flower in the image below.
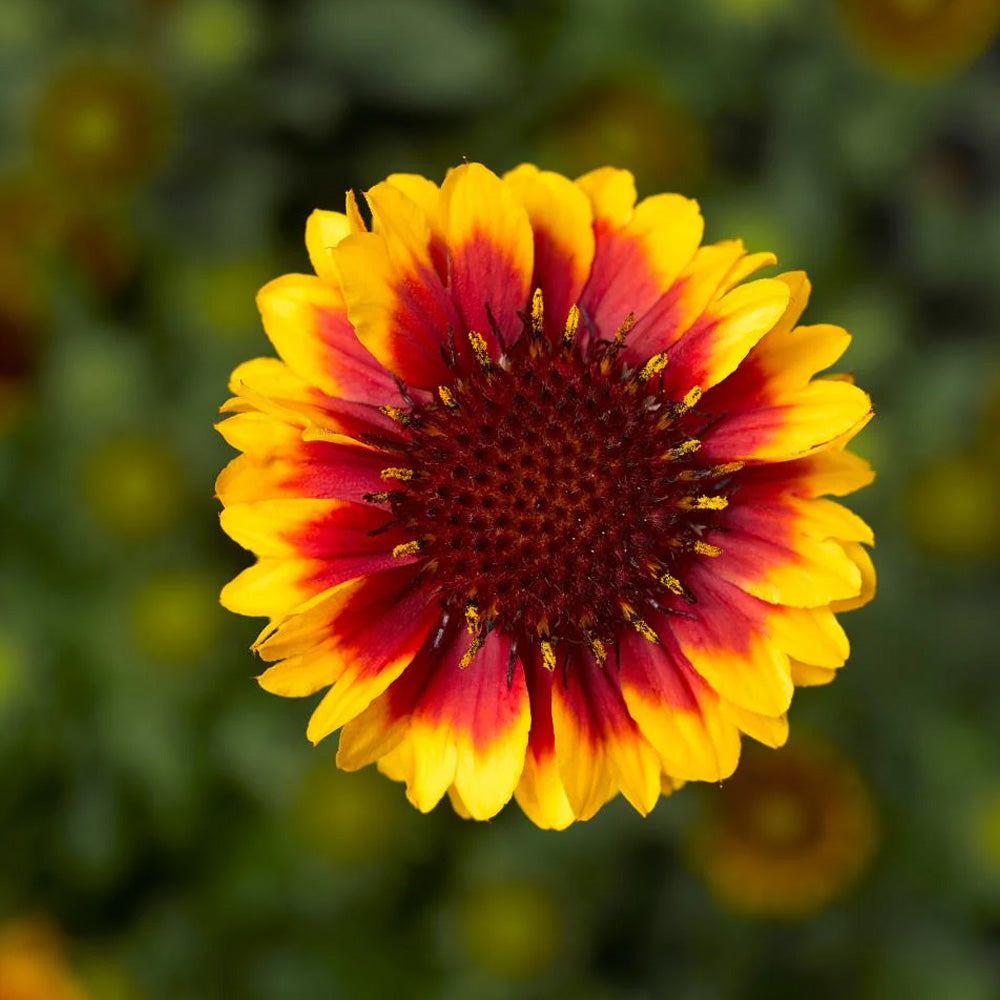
[905,451,1000,560]
[968,786,1000,880]
[689,739,878,917]
[80,433,187,540]
[0,630,24,708]
[458,878,565,979]
[838,0,1000,78]
[0,918,90,1000]
[129,571,223,665]
[290,761,408,864]
[32,57,171,190]
[163,0,262,78]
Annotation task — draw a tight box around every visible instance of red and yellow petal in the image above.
[669,566,794,717]
[439,163,534,353]
[551,650,662,818]
[503,164,594,339]
[618,630,742,783]
[702,486,869,609]
[658,277,791,397]
[333,183,458,390]
[577,167,704,339]
[252,567,439,742]
[418,632,530,819]
[257,274,402,404]
[216,425,390,506]
[698,274,871,463]
[514,664,575,830]
[219,497,411,618]
[224,356,400,444]
[625,239,756,361]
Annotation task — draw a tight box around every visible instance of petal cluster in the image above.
[217,163,874,828]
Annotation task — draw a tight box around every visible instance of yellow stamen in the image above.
[662,439,701,461]
[459,635,484,669]
[437,385,458,408]
[693,540,722,557]
[627,612,659,643]
[590,636,607,667]
[531,288,544,336]
[468,331,491,369]
[364,491,391,503]
[712,461,744,476]
[637,352,669,382]
[614,312,635,348]
[659,573,684,596]
[392,540,421,558]
[563,304,580,349]
[380,467,414,482]
[540,640,556,672]
[464,603,481,635]
[681,494,729,511]
[379,405,409,423]
[680,385,703,411]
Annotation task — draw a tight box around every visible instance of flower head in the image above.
[0,918,90,1000]
[688,738,879,916]
[838,0,1000,78]
[218,163,874,827]
[32,57,170,190]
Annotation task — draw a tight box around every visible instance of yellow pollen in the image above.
[364,491,391,503]
[380,466,415,482]
[392,540,421,558]
[614,312,635,347]
[681,386,703,411]
[693,540,722,557]
[465,603,481,634]
[468,331,491,368]
[379,405,409,423]
[637,352,669,382]
[459,635,484,669]
[627,612,659,643]
[712,461,745,476]
[540,640,556,672]
[437,385,458,408]
[531,288,544,336]
[563,304,580,349]
[590,636,607,666]
[659,572,685,595]
[663,439,701,461]
[681,494,729,511]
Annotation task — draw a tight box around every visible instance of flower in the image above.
[838,0,1000,78]
[217,163,874,827]
[32,57,170,190]
[688,738,879,916]
[905,452,1000,561]
[81,433,188,540]
[455,878,565,979]
[0,918,90,1000]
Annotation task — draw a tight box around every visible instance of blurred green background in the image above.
[3,0,1000,997]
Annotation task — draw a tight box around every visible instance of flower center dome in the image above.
[379,310,735,665]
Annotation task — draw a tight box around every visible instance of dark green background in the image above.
[2,0,1000,997]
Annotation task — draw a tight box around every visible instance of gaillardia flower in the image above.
[217,163,875,828]
[688,738,879,916]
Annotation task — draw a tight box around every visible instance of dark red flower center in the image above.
[375,307,739,667]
